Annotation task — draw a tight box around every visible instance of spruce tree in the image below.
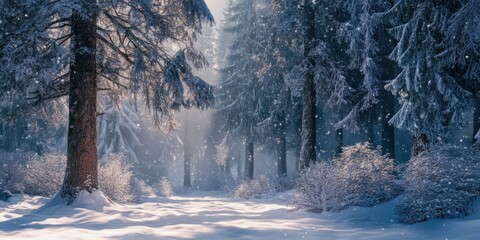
[0,0,215,203]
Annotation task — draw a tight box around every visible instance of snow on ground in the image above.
[0,191,478,240]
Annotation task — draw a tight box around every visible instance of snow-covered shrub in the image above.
[216,168,237,193]
[20,154,66,197]
[0,190,12,202]
[158,177,173,197]
[335,143,401,208]
[275,176,296,192]
[397,145,480,223]
[292,161,338,212]
[1,152,152,202]
[132,177,156,199]
[0,152,28,192]
[293,143,401,212]
[99,154,136,203]
[234,175,277,199]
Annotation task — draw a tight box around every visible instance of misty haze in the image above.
[1,0,479,239]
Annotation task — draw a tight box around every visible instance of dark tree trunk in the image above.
[183,112,191,188]
[278,120,287,177]
[335,128,343,157]
[299,0,316,170]
[376,15,397,159]
[224,151,231,174]
[237,148,242,180]
[412,134,429,157]
[61,2,98,204]
[381,89,395,158]
[366,110,376,145]
[244,140,254,180]
[473,93,480,149]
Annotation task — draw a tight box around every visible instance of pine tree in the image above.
[312,1,353,158]
[437,0,480,148]
[218,0,266,180]
[97,96,141,164]
[386,0,471,156]
[299,0,317,169]
[0,0,215,203]
[256,0,303,177]
[339,0,397,157]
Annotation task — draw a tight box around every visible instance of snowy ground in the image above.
[0,191,478,240]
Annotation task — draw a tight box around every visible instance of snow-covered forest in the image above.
[1,0,479,239]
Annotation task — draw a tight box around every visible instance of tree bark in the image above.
[244,140,254,180]
[183,112,191,188]
[278,121,287,177]
[412,133,429,157]
[366,110,376,145]
[224,150,231,174]
[61,1,98,204]
[237,147,242,180]
[335,128,343,157]
[299,0,316,170]
[473,93,480,149]
[381,89,395,158]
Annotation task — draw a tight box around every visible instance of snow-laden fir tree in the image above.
[298,0,318,169]
[385,0,472,156]
[306,0,353,159]
[0,5,67,155]
[97,94,177,183]
[285,0,352,165]
[218,0,268,180]
[97,96,141,164]
[338,0,397,157]
[255,0,303,177]
[0,0,215,204]
[435,0,480,148]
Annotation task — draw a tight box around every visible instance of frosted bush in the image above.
[99,154,135,203]
[335,143,401,208]
[234,175,277,199]
[397,145,480,223]
[293,143,401,212]
[158,177,173,197]
[292,161,338,212]
[1,152,152,202]
[21,154,66,197]
[132,177,156,199]
[275,176,296,192]
[0,151,28,192]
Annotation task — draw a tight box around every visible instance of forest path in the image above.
[0,191,477,239]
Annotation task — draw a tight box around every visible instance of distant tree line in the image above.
[217,0,479,179]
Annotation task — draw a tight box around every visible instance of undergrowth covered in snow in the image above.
[293,143,401,212]
[233,175,294,200]
[0,151,29,192]
[234,175,278,199]
[0,152,154,203]
[22,154,66,197]
[157,177,174,197]
[99,154,137,203]
[397,145,480,223]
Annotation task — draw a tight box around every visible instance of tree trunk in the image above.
[183,112,191,188]
[244,140,254,180]
[237,147,242,181]
[473,93,480,149]
[412,134,429,157]
[224,151,230,174]
[61,2,98,204]
[381,89,395,158]
[366,110,376,145]
[299,0,316,170]
[335,128,343,157]
[278,122,287,177]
